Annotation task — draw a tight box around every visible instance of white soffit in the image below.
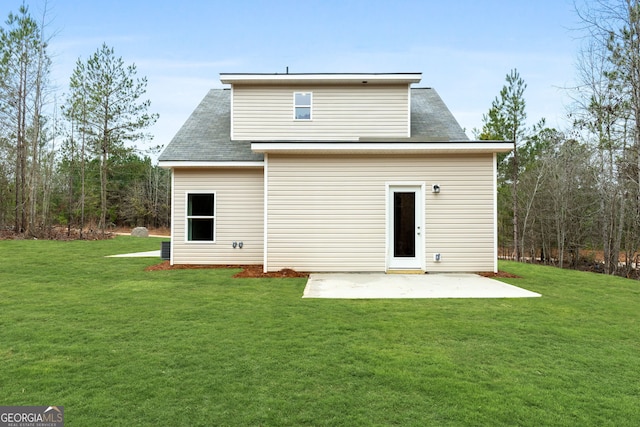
[250,141,513,155]
[158,161,265,169]
[220,73,423,85]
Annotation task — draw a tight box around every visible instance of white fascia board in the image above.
[250,141,513,154]
[220,73,422,85]
[492,152,498,273]
[263,153,269,273]
[158,161,264,169]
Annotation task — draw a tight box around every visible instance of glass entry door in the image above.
[388,186,423,270]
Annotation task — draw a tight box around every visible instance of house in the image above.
[158,72,512,273]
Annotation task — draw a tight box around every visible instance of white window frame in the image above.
[293,92,312,120]
[185,191,217,243]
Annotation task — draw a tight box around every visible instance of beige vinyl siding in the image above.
[232,84,409,140]
[172,168,263,265]
[266,154,495,272]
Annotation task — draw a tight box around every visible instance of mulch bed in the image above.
[145,261,309,278]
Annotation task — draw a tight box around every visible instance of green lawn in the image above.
[1,237,639,426]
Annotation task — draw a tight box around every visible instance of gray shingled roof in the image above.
[159,87,468,162]
[411,88,469,141]
[159,89,263,162]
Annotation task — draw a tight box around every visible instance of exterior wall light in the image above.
[432,184,440,193]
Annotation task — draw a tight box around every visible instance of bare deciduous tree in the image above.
[0,3,51,235]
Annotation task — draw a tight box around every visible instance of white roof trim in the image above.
[158,161,265,169]
[250,141,513,154]
[220,73,422,85]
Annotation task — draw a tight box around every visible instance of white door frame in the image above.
[386,183,425,271]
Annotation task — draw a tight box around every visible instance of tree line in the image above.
[2,0,639,280]
[0,4,170,237]
[480,0,640,277]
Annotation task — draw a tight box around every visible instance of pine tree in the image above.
[67,44,158,234]
[479,69,528,261]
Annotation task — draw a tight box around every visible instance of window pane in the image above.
[394,192,415,257]
[295,92,311,106]
[188,194,214,216]
[295,107,311,120]
[189,218,214,241]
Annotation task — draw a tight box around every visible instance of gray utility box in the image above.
[161,241,171,260]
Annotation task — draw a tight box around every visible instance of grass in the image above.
[0,237,639,426]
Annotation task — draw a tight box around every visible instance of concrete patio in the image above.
[303,273,541,299]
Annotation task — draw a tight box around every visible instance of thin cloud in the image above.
[51,35,143,52]
[135,58,243,71]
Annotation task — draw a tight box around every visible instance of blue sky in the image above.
[1,0,582,156]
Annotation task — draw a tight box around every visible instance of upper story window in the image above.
[294,92,312,120]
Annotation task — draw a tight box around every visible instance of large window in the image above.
[294,92,312,120]
[187,193,215,241]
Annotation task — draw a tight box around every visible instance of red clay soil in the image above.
[144,261,309,278]
[145,261,517,279]
[478,271,522,278]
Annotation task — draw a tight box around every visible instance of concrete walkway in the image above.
[303,273,541,299]
[106,250,161,258]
